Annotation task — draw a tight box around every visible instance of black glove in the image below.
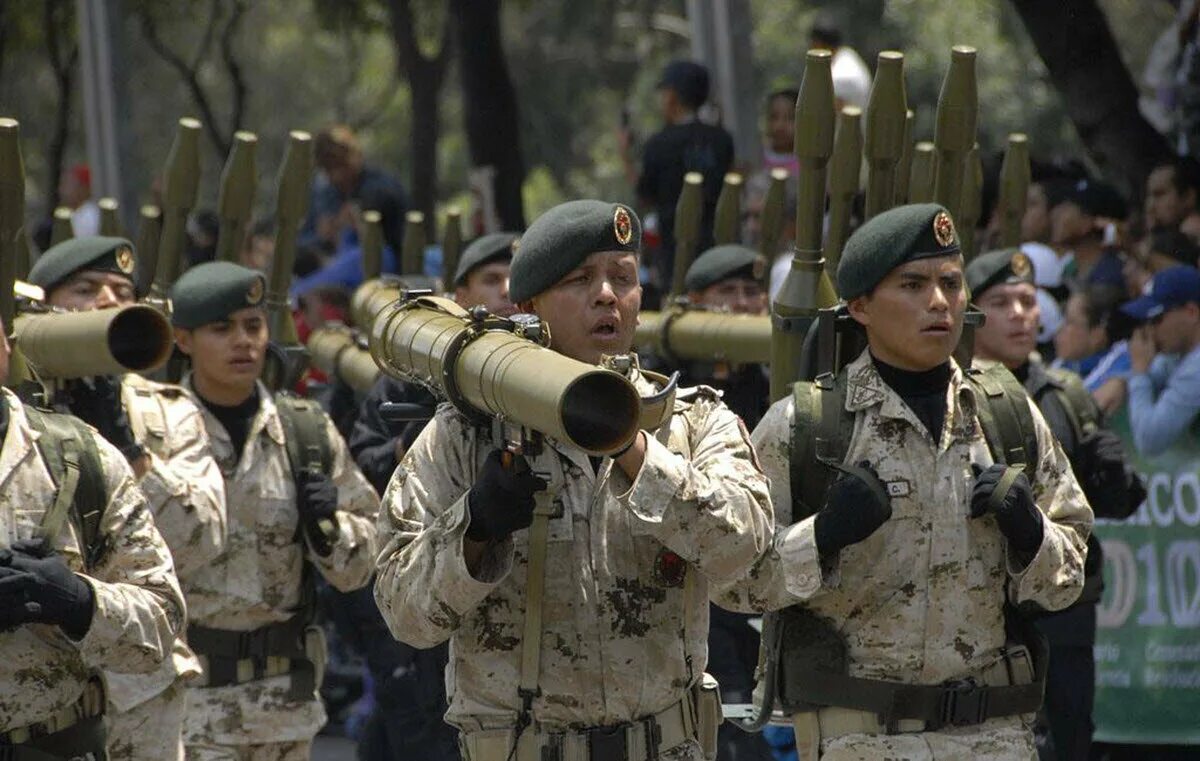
[970,463,1043,553]
[813,461,893,557]
[296,471,339,527]
[67,376,142,461]
[0,539,95,639]
[1078,430,1145,519]
[466,450,547,542]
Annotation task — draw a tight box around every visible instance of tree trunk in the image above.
[1012,0,1173,193]
[453,0,526,230]
[44,0,77,212]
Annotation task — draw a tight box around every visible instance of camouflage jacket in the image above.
[374,371,773,732]
[182,379,380,629]
[719,351,1092,686]
[0,389,185,730]
[104,374,225,711]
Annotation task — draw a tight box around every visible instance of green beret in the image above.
[965,248,1036,298]
[454,232,518,286]
[170,261,266,328]
[836,203,961,300]
[685,244,766,291]
[29,236,138,294]
[510,200,640,302]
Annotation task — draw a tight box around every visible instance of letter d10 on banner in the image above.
[1093,408,1200,744]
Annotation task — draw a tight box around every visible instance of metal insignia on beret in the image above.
[510,238,520,255]
[752,255,767,280]
[1010,252,1031,278]
[115,246,135,274]
[933,211,956,248]
[613,206,634,246]
[246,278,265,305]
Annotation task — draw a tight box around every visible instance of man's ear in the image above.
[173,327,194,356]
[847,294,871,327]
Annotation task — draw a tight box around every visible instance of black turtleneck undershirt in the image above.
[871,354,953,442]
[1011,362,1031,384]
[200,388,261,460]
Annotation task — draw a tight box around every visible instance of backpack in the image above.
[274,395,333,482]
[24,407,109,570]
[1043,366,1100,444]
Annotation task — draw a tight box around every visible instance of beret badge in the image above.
[246,278,265,305]
[933,211,956,248]
[1010,252,1031,278]
[613,206,634,246]
[115,246,135,274]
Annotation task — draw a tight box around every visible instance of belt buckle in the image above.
[586,723,628,761]
[938,678,988,729]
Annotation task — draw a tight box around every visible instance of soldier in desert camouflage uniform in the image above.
[724,204,1092,760]
[27,235,227,761]
[0,312,186,761]
[168,262,379,761]
[374,200,773,761]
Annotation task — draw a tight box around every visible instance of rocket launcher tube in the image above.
[216,131,259,263]
[759,168,790,264]
[99,198,123,237]
[136,206,163,297]
[908,142,936,203]
[309,324,380,394]
[997,134,1031,248]
[894,110,915,205]
[441,207,463,289]
[369,295,641,456]
[634,309,770,365]
[824,107,863,277]
[400,210,426,276]
[267,130,314,341]
[50,208,73,247]
[932,46,978,220]
[0,117,25,328]
[712,172,744,246]
[361,210,384,282]
[863,52,908,220]
[959,145,983,261]
[14,303,173,379]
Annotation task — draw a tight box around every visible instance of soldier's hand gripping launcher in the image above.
[367,291,642,457]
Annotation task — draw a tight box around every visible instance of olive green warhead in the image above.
[268,130,314,347]
[932,46,978,220]
[712,172,744,246]
[863,51,907,219]
[50,207,73,246]
[894,109,915,204]
[997,134,1031,247]
[136,205,162,296]
[909,141,936,203]
[216,130,258,263]
[772,49,839,402]
[441,207,463,290]
[759,167,790,262]
[401,210,426,276]
[152,117,202,299]
[959,144,983,261]
[361,210,384,282]
[671,171,705,297]
[0,117,25,328]
[99,198,123,237]
[824,106,863,276]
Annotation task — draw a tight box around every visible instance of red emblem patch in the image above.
[654,549,687,587]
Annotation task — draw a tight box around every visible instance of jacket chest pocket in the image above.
[253,459,299,551]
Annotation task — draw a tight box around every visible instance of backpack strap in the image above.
[274,395,333,480]
[789,371,854,522]
[965,364,1039,471]
[1045,367,1100,442]
[25,407,109,570]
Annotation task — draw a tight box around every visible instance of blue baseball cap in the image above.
[1121,265,1200,322]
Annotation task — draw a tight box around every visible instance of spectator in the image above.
[291,216,397,300]
[761,88,799,175]
[619,60,735,290]
[240,218,275,273]
[1020,241,1068,352]
[1021,176,1075,246]
[1145,156,1200,240]
[59,163,100,237]
[1120,265,1200,455]
[304,124,409,255]
[1054,285,1132,414]
[1147,225,1200,270]
[809,16,871,111]
[1053,178,1129,290]
[185,209,219,268]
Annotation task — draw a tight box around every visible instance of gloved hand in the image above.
[814,461,893,557]
[466,450,547,542]
[296,471,339,528]
[1078,430,1144,519]
[970,463,1043,553]
[67,376,141,461]
[0,539,95,639]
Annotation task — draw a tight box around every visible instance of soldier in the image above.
[167,261,380,761]
[682,244,773,761]
[25,236,228,761]
[729,204,1092,759]
[0,312,186,761]
[374,200,773,761]
[344,230,518,761]
[967,247,1144,761]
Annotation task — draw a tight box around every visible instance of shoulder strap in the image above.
[965,365,1039,471]
[274,395,333,480]
[1045,367,1099,441]
[790,371,854,522]
[26,408,109,570]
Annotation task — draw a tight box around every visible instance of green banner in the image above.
[1093,408,1200,744]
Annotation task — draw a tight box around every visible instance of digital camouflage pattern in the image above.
[181,379,379,746]
[184,738,310,761]
[105,373,226,760]
[373,370,772,739]
[720,350,1092,759]
[0,389,185,731]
